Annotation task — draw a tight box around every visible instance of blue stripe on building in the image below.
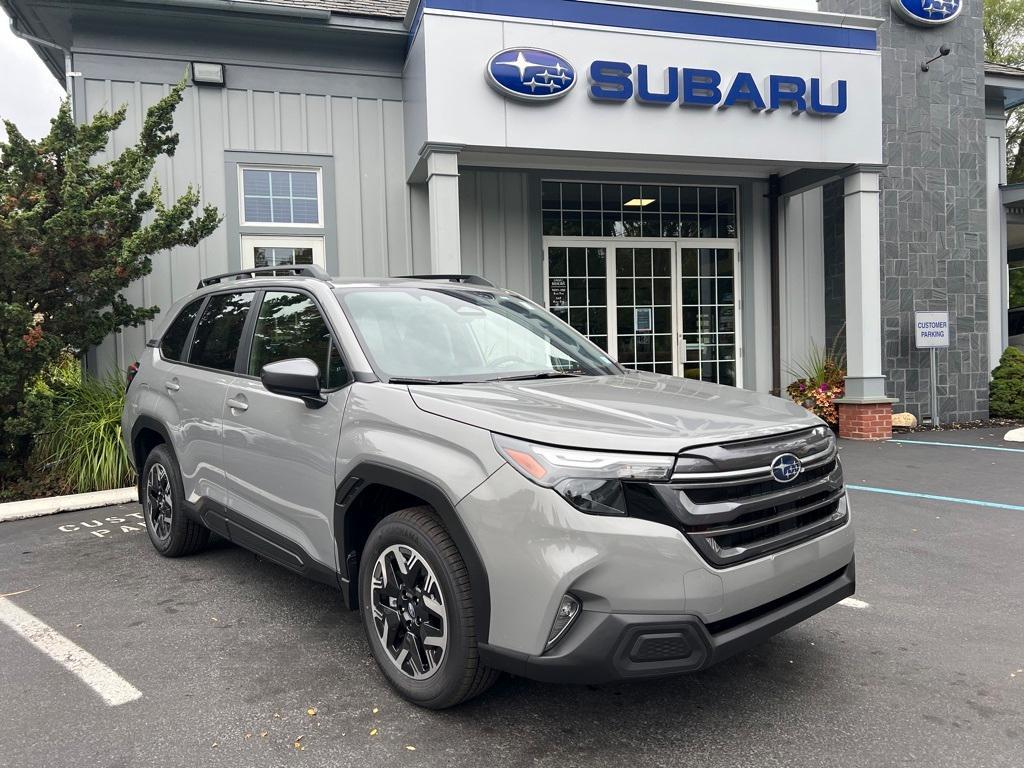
[418,0,878,51]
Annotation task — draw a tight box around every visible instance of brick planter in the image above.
[837,401,894,440]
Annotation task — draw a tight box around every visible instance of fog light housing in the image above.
[545,593,581,650]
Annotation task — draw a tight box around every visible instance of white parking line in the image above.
[839,597,870,609]
[0,596,142,706]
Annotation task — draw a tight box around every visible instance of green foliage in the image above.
[0,78,221,481]
[785,332,847,426]
[989,346,1024,419]
[985,0,1024,182]
[35,369,135,494]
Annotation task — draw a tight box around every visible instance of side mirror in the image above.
[260,358,328,409]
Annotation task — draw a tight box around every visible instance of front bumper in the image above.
[478,557,855,684]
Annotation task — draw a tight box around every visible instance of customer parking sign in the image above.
[914,311,949,349]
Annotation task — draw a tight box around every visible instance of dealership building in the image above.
[7,0,1022,437]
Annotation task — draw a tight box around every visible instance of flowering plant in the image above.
[786,342,846,427]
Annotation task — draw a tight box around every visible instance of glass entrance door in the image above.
[678,248,738,386]
[544,241,740,386]
[614,246,675,375]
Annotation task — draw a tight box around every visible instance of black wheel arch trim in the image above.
[334,462,492,644]
[130,416,175,506]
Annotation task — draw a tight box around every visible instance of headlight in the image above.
[492,434,674,516]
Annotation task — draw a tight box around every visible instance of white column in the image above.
[426,149,462,274]
[986,120,1008,371]
[842,170,887,400]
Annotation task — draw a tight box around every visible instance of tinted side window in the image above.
[249,291,348,388]
[189,292,253,371]
[160,298,204,362]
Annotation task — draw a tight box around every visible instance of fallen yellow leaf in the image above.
[405,746,416,751]
[307,707,317,717]
[372,707,379,714]
[370,728,378,737]
[260,731,268,738]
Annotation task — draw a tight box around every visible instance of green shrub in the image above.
[989,346,1024,419]
[36,372,135,494]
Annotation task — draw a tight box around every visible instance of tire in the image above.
[141,444,210,558]
[359,506,498,709]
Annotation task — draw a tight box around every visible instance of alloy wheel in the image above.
[146,463,173,542]
[370,544,448,680]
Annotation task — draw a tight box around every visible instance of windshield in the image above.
[336,287,621,383]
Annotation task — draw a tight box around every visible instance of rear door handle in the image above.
[226,396,248,412]
[165,380,180,392]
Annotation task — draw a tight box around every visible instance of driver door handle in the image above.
[165,380,180,392]
[226,396,249,412]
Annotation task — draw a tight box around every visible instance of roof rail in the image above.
[197,265,331,289]
[396,274,495,287]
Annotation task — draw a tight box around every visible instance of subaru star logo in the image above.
[771,454,802,484]
[890,0,962,27]
[486,48,577,103]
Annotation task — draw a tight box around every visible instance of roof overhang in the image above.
[986,69,1024,111]
[3,0,408,86]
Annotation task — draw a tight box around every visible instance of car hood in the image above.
[408,370,820,453]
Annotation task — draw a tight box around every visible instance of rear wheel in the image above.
[359,506,497,709]
[142,445,209,557]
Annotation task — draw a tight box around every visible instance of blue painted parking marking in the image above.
[847,485,1024,512]
[888,439,1024,454]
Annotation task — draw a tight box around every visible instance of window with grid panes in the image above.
[546,246,608,352]
[680,248,737,386]
[542,181,737,240]
[614,247,674,375]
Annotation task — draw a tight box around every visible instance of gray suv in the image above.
[122,266,854,709]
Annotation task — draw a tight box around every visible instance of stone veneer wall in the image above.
[818,0,989,422]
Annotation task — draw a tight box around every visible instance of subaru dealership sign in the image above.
[890,0,962,27]
[486,51,847,117]
[408,8,883,170]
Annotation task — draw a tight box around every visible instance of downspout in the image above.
[768,174,782,396]
[6,14,76,118]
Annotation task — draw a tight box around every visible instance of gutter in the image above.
[135,0,330,20]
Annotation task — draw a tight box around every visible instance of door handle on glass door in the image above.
[227,396,249,412]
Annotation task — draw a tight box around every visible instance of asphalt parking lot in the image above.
[1,428,1022,768]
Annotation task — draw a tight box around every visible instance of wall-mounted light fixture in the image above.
[191,62,225,86]
[920,44,952,73]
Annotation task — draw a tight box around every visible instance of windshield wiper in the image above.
[485,371,586,382]
[388,377,462,385]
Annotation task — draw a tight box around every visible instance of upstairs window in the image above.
[240,167,322,226]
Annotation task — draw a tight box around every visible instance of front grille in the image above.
[665,428,848,567]
[683,459,838,505]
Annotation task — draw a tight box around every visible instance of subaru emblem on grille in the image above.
[771,453,802,483]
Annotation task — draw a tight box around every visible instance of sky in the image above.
[0,8,65,142]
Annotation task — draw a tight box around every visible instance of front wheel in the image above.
[358,506,497,709]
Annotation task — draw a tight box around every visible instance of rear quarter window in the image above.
[159,298,205,362]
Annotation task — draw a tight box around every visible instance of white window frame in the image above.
[238,165,325,229]
[240,235,327,270]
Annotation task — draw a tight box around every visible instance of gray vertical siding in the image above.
[458,169,535,296]
[77,58,412,375]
